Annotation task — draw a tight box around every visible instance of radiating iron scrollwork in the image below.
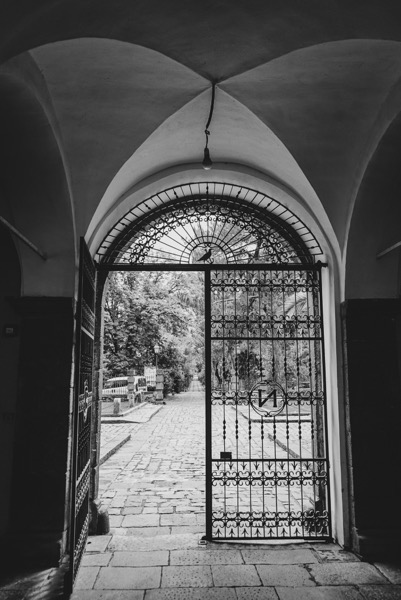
[96,182,322,267]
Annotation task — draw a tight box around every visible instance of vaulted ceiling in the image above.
[1,1,401,295]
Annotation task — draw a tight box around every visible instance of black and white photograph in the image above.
[1,1,401,598]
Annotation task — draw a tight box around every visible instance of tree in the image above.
[103,271,204,392]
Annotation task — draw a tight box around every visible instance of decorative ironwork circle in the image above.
[249,380,287,417]
[96,182,322,266]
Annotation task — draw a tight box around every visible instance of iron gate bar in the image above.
[205,268,212,540]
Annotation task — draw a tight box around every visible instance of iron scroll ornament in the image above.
[249,380,287,417]
[82,378,90,423]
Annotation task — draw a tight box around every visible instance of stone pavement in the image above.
[72,381,401,599]
[100,423,132,465]
[100,404,163,464]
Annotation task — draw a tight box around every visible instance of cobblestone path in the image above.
[98,379,206,537]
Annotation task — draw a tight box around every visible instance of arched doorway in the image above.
[69,180,332,587]
[93,181,330,542]
[62,182,331,583]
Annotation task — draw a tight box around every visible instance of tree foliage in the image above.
[103,271,204,393]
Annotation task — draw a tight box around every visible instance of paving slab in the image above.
[109,533,201,552]
[94,566,161,589]
[86,535,112,553]
[160,513,202,526]
[313,547,361,563]
[110,498,126,508]
[211,565,261,587]
[124,499,143,507]
[81,553,112,567]
[108,507,123,514]
[256,565,316,587]
[170,549,243,565]
[309,563,388,586]
[275,587,364,600]
[358,586,401,599]
[119,526,172,537]
[374,563,401,584]
[71,591,144,600]
[235,588,280,599]
[121,506,143,515]
[110,551,169,567]
[241,548,317,564]
[74,567,100,590]
[145,589,236,599]
[109,515,124,527]
[121,514,160,527]
[170,526,205,536]
[161,566,213,588]
[206,542,313,551]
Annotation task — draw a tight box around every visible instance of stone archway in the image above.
[91,181,331,542]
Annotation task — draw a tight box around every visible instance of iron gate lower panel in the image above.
[207,265,331,540]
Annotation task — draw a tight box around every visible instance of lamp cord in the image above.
[204,82,216,148]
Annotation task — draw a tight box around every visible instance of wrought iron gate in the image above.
[95,182,331,542]
[206,264,330,540]
[66,239,96,592]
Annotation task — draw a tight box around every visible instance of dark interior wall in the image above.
[0,60,76,564]
[0,224,75,567]
[344,113,401,556]
[0,225,21,536]
[342,300,401,555]
[8,296,75,566]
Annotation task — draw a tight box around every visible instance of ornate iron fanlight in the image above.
[96,182,322,266]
